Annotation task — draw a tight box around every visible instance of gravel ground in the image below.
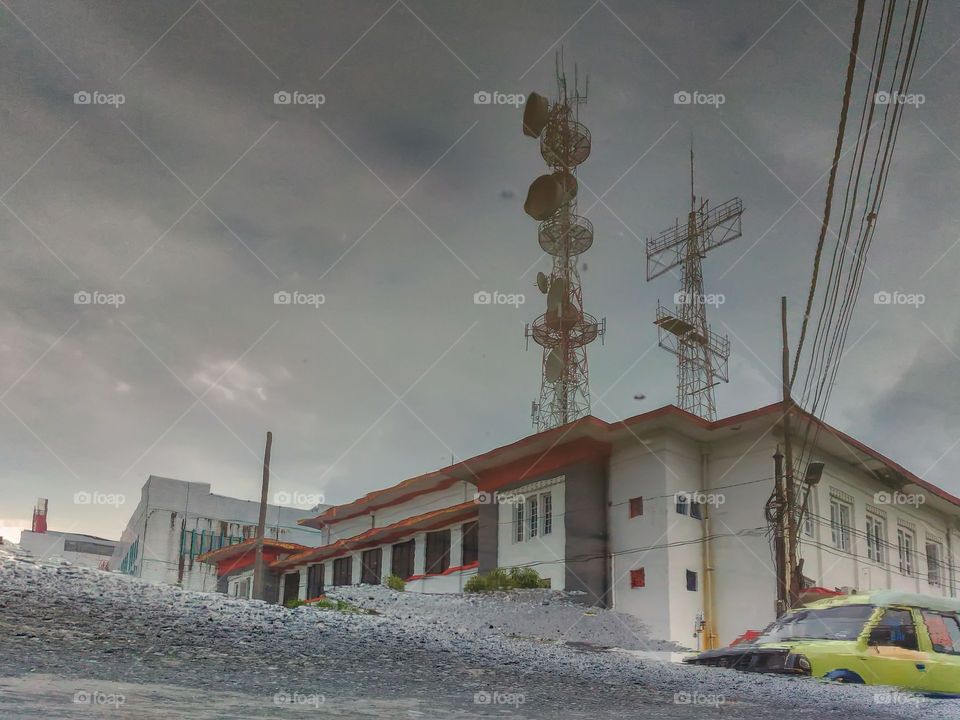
[327,584,687,653]
[1,546,957,719]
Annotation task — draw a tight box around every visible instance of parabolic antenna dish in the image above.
[536,271,549,294]
[522,92,550,138]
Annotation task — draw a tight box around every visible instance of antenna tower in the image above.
[645,147,743,420]
[522,54,604,431]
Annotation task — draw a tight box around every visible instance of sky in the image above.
[0,0,958,543]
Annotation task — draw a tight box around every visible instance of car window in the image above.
[869,608,919,650]
[755,604,874,643]
[921,611,960,655]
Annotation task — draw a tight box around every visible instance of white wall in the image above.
[319,480,476,546]
[608,438,672,639]
[19,530,117,570]
[108,476,323,592]
[496,476,565,590]
[705,436,779,647]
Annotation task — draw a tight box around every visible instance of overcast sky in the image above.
[1,0,958,543]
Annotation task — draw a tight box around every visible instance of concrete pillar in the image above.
[449,524,463,567]
[413,532,426,575]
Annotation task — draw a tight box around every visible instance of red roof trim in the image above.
[474,436,611,492]
[405,561,479,582]
[300,401,960,524]
[196,538,310,564]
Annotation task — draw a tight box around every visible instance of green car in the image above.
[686,591,960,696]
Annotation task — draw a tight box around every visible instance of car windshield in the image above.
[755,604,875,642]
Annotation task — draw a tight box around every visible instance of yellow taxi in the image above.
[686,591,960,696]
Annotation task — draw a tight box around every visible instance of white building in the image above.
[19,530,118,569]
[18,499,118,569]
[270,403,959,648]
[108,476,326,592]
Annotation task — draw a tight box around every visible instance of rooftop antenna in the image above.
[521,51,605,431]
[645,143,744,421]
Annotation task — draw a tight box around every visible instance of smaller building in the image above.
[197,539,310,602]
[108,476,326,592]
[18,499,118,569]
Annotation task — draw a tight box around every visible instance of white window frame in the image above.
[926,541,943,586]
[527,495,539,539]
[541,492,553,536]
[802,490,816,537]
[898,528,915,576]
[830,499,852,552]
[513,489,555,542]
[866,514,884,564]
[513,501,524,544]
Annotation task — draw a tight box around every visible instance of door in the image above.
[859,608,930,689]
[391,540,415,580]
[282,572,300,606]
[333,556,353,586]
[307,564,324,599]
[360,548,382,584]
[919,611,960,694]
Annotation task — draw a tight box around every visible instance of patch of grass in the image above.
[284,597,305,609]
[309,597,379,615]
[464,566,545,592]
[384,574,405,591]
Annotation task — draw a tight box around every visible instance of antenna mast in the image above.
[521,53,604,431]
[645,148,744,420]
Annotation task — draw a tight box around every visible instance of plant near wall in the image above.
[284,598,305,608]
[464,566,544,592]
[384,574,405,591]
[509,566,544,589]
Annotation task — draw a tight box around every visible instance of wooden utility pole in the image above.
[773,445,787,616]
[780,297,798,609]
[252,431,273,601]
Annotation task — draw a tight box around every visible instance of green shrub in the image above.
[384,574,406,591]
[486,567,513,591]
[284,597,305,608]
[464,566,543,592]
[509,566,543,589]
[463,574,489,592]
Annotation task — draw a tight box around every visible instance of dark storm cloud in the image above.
[0,0,958,541]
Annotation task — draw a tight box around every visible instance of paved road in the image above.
[0,552,953,719]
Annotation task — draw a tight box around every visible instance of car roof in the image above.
[802,590,960,615]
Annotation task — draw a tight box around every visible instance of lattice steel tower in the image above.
[646,149,743,420]
[522,57,605,431]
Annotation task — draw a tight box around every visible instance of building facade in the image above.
[108,476,325,592]
[269,404,959,648]
[18,498,118,569]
